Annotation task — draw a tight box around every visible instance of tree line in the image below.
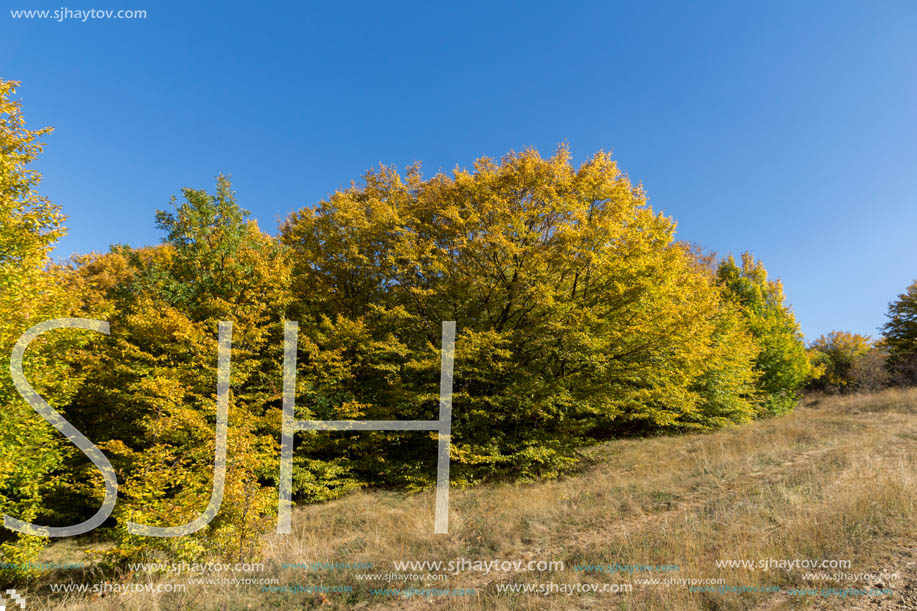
[806,287,917,394]
[1,79,824,576]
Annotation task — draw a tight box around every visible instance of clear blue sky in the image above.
[5,1,916,340]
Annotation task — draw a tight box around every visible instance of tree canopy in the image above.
[0,89,814,574]
[715,253,811,415]
[882,280,917,384]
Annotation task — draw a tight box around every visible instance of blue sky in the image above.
[4,1,916,340]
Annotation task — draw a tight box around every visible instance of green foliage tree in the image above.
[881,280,917,384]
[716,253,811,415]
[61,177,294,563]
[686,291,761,428]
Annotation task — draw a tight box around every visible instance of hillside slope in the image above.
[29,388,917,610]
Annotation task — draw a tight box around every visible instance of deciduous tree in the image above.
[716,253,810,415]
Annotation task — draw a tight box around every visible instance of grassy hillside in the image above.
[24,388,917,610]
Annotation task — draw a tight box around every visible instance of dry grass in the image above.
[23,387,917,610]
